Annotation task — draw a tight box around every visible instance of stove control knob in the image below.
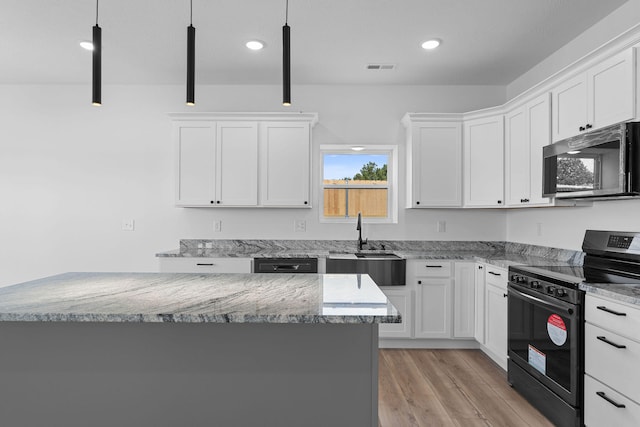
[546,286,555,294]
[555,289,567,297]
[530,281,541,289]
[516,276,526,284]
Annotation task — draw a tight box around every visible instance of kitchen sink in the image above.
[326,253,405,286]
[354,253,401,259]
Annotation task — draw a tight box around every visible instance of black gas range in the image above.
[507,230,640,427]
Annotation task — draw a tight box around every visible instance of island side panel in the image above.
[0,322,378,427]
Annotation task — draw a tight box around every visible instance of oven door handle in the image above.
[508,285,574,314]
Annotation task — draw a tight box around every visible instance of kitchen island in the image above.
[0,272,399,427]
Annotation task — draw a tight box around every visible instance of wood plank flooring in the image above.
[378,349,555,427]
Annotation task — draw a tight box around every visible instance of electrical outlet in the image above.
[437,220,446,233]
[214,220,222,232]
[294,219,306,232]
[122,219,135,231]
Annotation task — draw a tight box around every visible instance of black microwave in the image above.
[543,122,640,199]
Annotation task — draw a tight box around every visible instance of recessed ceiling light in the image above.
[246,40,264,50]
[79,40,94,51]
[421,39,441,50]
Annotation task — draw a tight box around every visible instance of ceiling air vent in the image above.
[366,64,396,70]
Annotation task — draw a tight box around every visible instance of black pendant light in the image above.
[282,0,291,106]
[186,0,195,106]
[92,0,101,106]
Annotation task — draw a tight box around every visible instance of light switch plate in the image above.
[122,219,135,231]
[214,220,222,232]
[437,220,446,233]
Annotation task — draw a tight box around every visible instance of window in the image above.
[320,145,397,223]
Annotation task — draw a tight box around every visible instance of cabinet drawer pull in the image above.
[425,265,443,268]
[596,305,627,316]
[488,271,501,276]
[596,391,626,408]
[596,336,627,349]
[196,263,214,266]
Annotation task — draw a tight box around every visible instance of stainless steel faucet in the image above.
[356,212,368,250]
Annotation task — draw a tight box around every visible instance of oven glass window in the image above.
[508,292,577,397]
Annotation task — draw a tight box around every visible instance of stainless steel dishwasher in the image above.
[253,258,318,273]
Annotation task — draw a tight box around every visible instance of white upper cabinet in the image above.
[216,121,258,206]
[552,48,636,142]
[463,115,504,207]
[505,93,552,207]
[174,121,217,207]
[171,113,317,208]
[259,122,311,207]
[403,117,462,208]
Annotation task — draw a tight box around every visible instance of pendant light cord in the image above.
[190,0,193,25]
[285,0,288,24]
[95,0,99,25]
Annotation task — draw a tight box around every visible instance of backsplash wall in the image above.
[0,83,507,287]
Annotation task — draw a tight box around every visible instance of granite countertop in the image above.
[0,272,400,324]
[580,282,640,306]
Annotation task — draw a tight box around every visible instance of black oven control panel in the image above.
[508,268,584,305]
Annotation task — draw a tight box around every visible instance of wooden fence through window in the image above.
[323,179,388,218]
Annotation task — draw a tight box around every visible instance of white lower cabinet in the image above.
[584,294,640,427]
[584,375,640,427]
[453,262,476,338]
[378,289,412,338]
[483,265,508,369]
[473,263,486,343]
[415,277,452,338]
[158,257,252,273]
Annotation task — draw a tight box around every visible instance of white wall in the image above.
[0,83,507,287]
[506,200,640,251]
[505,0,640,251]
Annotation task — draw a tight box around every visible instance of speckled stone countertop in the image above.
[156,239,585,270]
[0,272,400,324]
[580,282,640,306]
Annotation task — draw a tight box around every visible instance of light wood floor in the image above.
[378,349,555,427]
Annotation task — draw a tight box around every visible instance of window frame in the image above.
[319,144,398,224]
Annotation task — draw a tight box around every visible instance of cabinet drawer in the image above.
[585,374,640,427]
[585,294,640,341]
[585,323,640,404]
[158,257,251,273]
[485,266,507,288]
[409,260,452,277]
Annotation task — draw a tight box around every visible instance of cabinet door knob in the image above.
[304,201,308,205]
[478,265,483,270]
[579,126,586,131]
[497,200,502,204]
[586,124,593,129]
[216,201,221,204]
[210,200,215,204]
[417,280,422,285]
[416,201,420,205]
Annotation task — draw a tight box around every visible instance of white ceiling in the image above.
[0,0,628,86]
